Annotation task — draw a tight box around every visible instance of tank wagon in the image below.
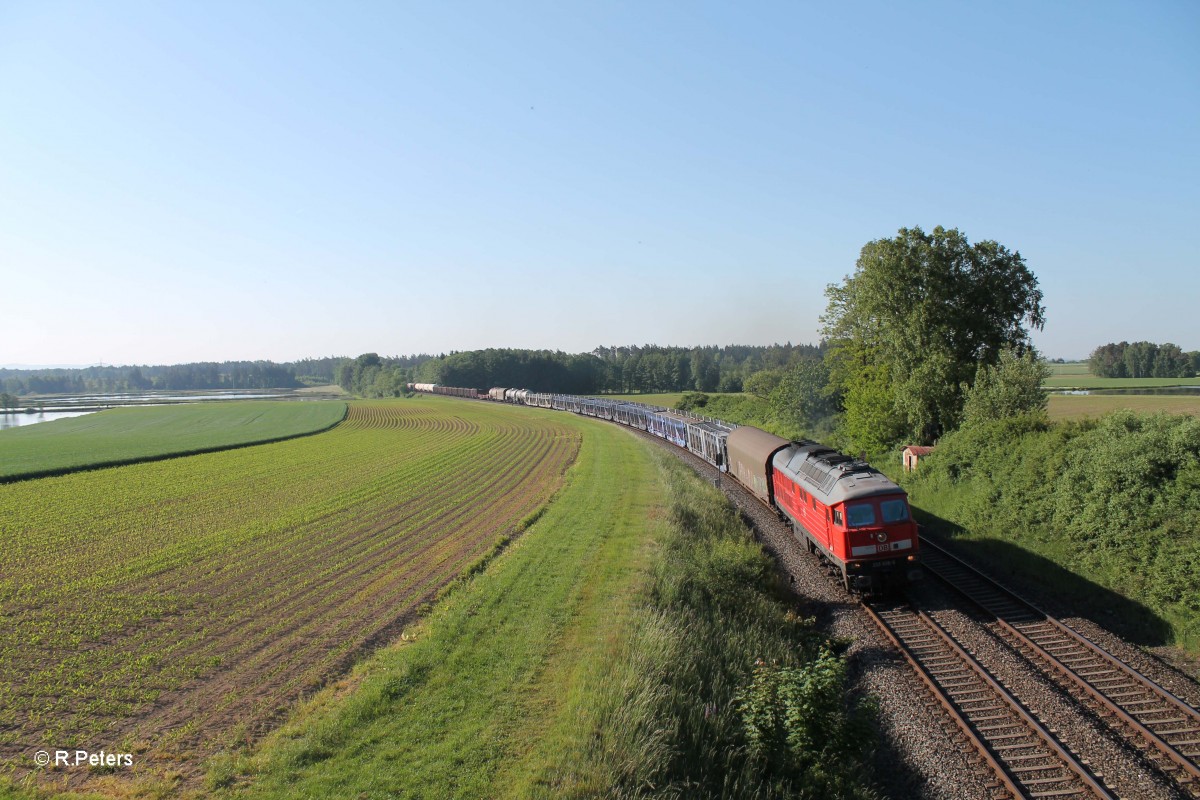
[411,384,919,592]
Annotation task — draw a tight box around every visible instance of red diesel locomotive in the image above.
[727,426,920,594]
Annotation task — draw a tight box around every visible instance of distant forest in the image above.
[0,358,350,396]
[338,344,824,398]
[1,344,823,399]
[1088,341,1199,379]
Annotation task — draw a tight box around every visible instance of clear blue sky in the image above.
[2,0,1197,366]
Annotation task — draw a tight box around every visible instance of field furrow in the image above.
[0,398,581,782]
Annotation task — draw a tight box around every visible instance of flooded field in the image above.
[0,388,343,429]
[0,410,94,430]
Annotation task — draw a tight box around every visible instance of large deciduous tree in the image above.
[822,226,1045,449]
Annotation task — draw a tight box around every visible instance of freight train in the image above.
[408,384,920,594]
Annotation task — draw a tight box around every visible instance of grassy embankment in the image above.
[902,411,1200,655]
[206,417,875,799]
[0,401,347,481]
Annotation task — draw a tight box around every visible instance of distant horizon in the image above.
[0,343,1120,374]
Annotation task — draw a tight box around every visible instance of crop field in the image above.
[0,401,347,481]
[1043,365,1199,389]
[0,398,580,789]
[1047,393,1200,420]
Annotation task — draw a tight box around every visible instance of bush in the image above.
[908,410,1200,648]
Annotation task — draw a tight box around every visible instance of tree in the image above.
[774,360,837,428]
[822,226,1045,448]
[1089,341,1195,378]
[960,347,1050,428]
[744,369,785,399]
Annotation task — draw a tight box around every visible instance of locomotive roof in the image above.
[773,442,904,505]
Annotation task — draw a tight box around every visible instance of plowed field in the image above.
[0,398,580,785]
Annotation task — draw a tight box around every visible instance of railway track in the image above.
[616,421,1200,798]
[919,536,1200,796]
[864,601,1113,799]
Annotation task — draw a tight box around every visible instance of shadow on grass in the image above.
[913,507,1173,648]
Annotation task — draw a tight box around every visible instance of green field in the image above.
[1047,393,1200,420]
[0,401,347,480]
[1043,362,1199,389]
[0,398,580,794]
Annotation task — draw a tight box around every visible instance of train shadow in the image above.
[914,508,1173,647]
[850,642,950,800]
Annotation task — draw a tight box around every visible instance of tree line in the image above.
[362,343,826,398]
[1087,341,1198,379]
[1,361,306,395]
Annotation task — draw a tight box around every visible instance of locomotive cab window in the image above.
[880,498,909,523]
[846,503,875,527]
[833,509,843,526]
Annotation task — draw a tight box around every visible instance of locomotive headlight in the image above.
[873,531,888,543]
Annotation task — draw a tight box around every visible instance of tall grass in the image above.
[628,456,876,797]
[512,453,878,799]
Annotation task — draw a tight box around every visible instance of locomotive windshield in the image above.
[846,503,876,527]
[880,498,909,523]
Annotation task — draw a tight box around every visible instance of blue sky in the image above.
[1,0,1197,366]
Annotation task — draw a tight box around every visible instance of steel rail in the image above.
[863,602,1114,799]
[920,536,1200,791]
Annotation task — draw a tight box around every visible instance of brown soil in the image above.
[3,401,581,792]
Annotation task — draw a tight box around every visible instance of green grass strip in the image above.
[0,402,347,481]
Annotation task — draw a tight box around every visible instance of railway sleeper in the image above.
[1075,668,1115,678]
[1011,764,1067,774]
[1143,715,1188,725]
[1123,699,1168,709]
[929,669,969,680]
[924,657,959,667]
[1024,776,1078,786]
[1027,789,1088,797]
[1090,678,1130,688]
[1059,657,1100,668]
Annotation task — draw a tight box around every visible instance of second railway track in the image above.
[865,601,1113,799]
[918,536,1200,796]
